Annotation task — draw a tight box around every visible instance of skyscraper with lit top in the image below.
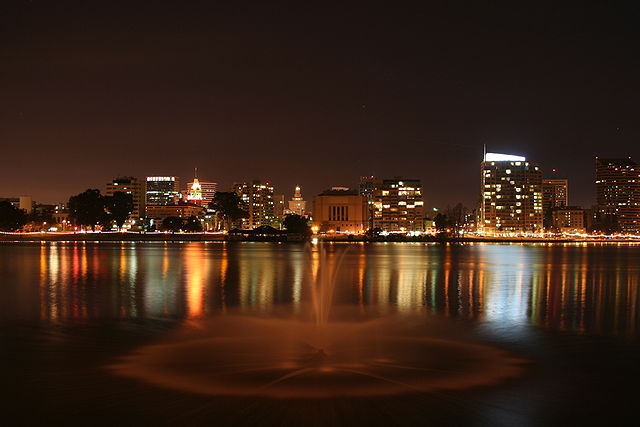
[479,153,543,234]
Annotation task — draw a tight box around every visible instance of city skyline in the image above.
[2,2,638,208]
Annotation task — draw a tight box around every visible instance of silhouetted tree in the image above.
[104,191,134,230]
[68,189,108,230]
[283,214,310,236]
[434,213,449,233]
[0,201,27,231]
[446,203,467,235]
[183,216,203,232]
[208,192,247,230]
[28,209,54,225]
[160,216,184,232]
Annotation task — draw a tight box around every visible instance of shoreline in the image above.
[1,232,639,244]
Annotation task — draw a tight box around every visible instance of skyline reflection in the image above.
[16,242,640,337]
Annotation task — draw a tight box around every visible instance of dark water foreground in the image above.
[1,242,639,426]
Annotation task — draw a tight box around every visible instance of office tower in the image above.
[287,186,306,216]
[358,176,377,229]
[233,180,275,228]
[185,179,217,208]
[595,157,640,233]
[273,194,285,224]
[372,178,424,232]
[542,179,568,212]
[105,176,145,221]
[479,153,543,234]
[313,187,368,233]
[146,176,180,206]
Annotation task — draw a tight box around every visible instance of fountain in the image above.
[109,244,525,398]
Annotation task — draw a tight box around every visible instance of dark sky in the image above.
[1,1,639,208]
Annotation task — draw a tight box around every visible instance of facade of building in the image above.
[542,178,568,212]
[313,187,368,233]
[185,179,217,207]
[358,176,377,229]
[479,153,543,234]
[551,207,586,233]
[0,196,33,214]
[146,176,180,206]
[372,178,424,232]
[273,194,285,224]
[145,204,204,221]
[595,158,640,233]
[287,186,306,216]
[106,176,145,222]
[233,180,276,228]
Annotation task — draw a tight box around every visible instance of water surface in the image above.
[1,242,639,425]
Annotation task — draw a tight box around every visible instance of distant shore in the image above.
[1,232,640,244]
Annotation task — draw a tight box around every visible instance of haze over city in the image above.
[2,2,639,208]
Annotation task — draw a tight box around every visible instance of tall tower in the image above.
[233,180,275,228]
[186,178,203,204]
[146,176,180,206]
[595,157,640,233]
[372,178,424,232]
[479,153,543,234]
[106,176,145,223]
[287,186,306,216]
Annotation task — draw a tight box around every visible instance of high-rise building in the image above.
[146,176,180,206]
[595,157,640,233]
[479,153,543,234]
[233,180,275,229]
[372,178,424,232]
[313,187,368,233]
[359,176,377,229]
[106,176,145,221]
[185,179,217,208]
[273,194,285,224]
[287,186,306,216]
[542,178,568,212]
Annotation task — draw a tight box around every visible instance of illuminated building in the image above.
[551,207,586,233]
[542,179,568,212]
[106,176,145,222]
[233,180,275,228]
[542,178,568,229]
[273,194,285,223]
[595,157,640,232]
[185,179,217,207]
[145,204,205,221]
[372,178,424,232]
[287,186,306,216]
[313,187,368,233]
[146,176,180,206]
[479,153,543,234]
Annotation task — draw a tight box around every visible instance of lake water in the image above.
[1,242,639,425]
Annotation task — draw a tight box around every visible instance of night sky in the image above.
[2,1,639,209]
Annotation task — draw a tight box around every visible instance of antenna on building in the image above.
[482,143,486,161]
[194,167,198,179]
